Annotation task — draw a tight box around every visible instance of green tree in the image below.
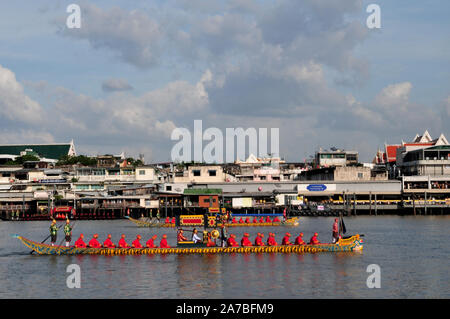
[5,154,40,165]
[57,155,97,166]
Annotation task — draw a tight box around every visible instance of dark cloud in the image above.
[59,4,163,68]
[101,78,133,92]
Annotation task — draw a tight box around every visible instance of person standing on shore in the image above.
[63,219,72,247]
[49,220,58,247]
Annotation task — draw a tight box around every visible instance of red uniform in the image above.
[295,235,305,245]
[281,235,292,245]
[88,238,101,248]
[239,218,244,224]
[207,238,216,247]
[103,238,115,248]
[254,235,265,246]
[252,218,258,224]
[118,238,129,248]
[309,234,320,245]
[227,236,239,247]
[171,217,176,224]
[259,217,264,223]
[333,221,339,233]
[273,217,280,222]
[146,237,157,248]
[232,217,237,224]
[267,235,278,246]
[245,217,250,223]
[132,238,143,248]
[266,217,272,223]
[160,238,170,248]
[165,217,170,224]
[75,237,86,248]
[241,236,253,247]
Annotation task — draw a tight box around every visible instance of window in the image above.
[193,170,201,176]
[166,185,172,191]
[357,173,363,179]
[139,170,145,175]
[208,170,217,177]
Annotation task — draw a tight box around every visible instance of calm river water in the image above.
[0,216,449,298]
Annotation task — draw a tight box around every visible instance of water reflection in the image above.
[1,217,449,298]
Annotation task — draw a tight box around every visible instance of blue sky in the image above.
[0,0,449,162]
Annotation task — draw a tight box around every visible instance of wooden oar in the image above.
[30,223,63,254]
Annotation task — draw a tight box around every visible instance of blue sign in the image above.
[306,184,327,192]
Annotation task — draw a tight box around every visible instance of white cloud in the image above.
[374,82,412,112]
[0,64,44,125]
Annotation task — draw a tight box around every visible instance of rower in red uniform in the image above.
[232,217,237,224]
[160,234,171,248]
[241,233,253,246]
[103,234,115,248]
[74,234,87,248]
[146,235,158,248]
[273,216,280,222]
[239,218,244,224]
[88,234,102,248]
[177,229,188,242]
[281,232,292,245]
[227,234,239,247]
[309,232,320,245]
[132,235,143,248]
[267,233,278,246]
[245,217,250,224]
[294,233,305,245]
[259,217,264,223]
[254,233,265,246]
[165,217,170,224]
[118,234,130,248]
[171,217,176,224]
[252,217,258,224]
[265,216,272,223]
